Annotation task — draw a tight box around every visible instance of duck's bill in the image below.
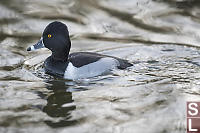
[27,37,45,51]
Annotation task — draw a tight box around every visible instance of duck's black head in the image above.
[27,21,71,61]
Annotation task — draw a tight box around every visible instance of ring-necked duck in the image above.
[27,21,133,79]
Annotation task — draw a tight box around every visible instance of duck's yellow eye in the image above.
[48,34,52,38]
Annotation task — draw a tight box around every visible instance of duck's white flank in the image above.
[64,57,119,79]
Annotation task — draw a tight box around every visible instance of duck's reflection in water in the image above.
[42,80,78,128]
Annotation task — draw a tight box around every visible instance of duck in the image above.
[27,21,133,79]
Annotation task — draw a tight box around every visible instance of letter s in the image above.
[188,103,198,116]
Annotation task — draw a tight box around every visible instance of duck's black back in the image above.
[68,52,133,69]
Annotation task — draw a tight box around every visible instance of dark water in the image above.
[1,0,200,132]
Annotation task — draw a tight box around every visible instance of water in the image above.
[1,0,200,132]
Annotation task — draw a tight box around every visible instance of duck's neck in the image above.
[51,50,69,62]
[51,40,71,62]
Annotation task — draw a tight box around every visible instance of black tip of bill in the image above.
[27,47,31,51]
